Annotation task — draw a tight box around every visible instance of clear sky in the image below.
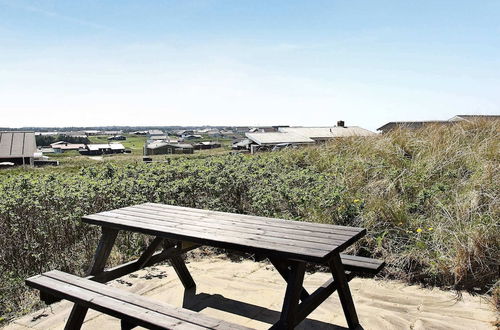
[0,0,499,130]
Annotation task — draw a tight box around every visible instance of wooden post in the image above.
[65,227,119,330]
[136,236,164,268]
[164,240,196,290]
[169,255,196,289]
[269,257,310,302]
[272,260,306,329]
[329,253,360,329]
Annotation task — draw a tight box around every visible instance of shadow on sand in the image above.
[182,288,362,330]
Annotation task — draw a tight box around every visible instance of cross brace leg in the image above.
[329,253,360,329]
[271,260,306,330]
[65,227,119,330]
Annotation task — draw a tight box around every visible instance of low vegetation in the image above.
[0,120,498,322]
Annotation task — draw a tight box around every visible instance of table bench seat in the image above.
[340,254,385,275]
[26,270,252,330]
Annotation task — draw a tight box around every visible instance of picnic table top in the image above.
[83,203,366,263]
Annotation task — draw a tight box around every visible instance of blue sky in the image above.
[0,0,499,130]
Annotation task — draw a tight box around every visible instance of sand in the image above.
[4,257,497,330]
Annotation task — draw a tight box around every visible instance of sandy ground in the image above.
[4,257,497,330]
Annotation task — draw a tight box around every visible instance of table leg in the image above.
[163,239,196,289]
[169,255,196,289]
[269,257,310,302]
[272,260,306,330]
[329,253,360,329]
[136,236,164,268]
[65,227,119,330]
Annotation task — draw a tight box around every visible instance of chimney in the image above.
[337,120,345,127]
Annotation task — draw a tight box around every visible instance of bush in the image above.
[0,120,498,321]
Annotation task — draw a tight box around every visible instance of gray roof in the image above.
[377,121,453,131]
[0,131,37,158]
[245,132,314,145]
[449,115,500,121]
[147,142,193,149]
[279,126,376,138]
[87,143,125,151]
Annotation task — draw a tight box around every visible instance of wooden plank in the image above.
[295,272,355,325]
[87,227,119,275]
[340,254,385,274]
[29,271,252,330]
[169,255,196,289]
[90,211,343,252]
[133,205,363,238]
[27,275,210,330]
[90,241,200,283]
[108,207,356,244]
[268,257,309,302]
[66,227,119,329]
[329,253,359,329]
[141,203,363,233]
[273,261,306,330]
[136,236,164,268]
[83,214,334,263]
[129,204,361,238]
[90,250,166,283]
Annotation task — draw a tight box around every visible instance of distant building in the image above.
[232,139,252,150]
[148,135,169,141]
[84,130,101,136]
[148,129,164,136]
[233,127,251,133]
[448,114,500,122]
[145,142,194,155]
[0,131,37,165]
[193,141,221,150]
[245,132,315,146]
[377,114,500,133]
[131,131,148,135]
[181,134,202,140]
[79,143,126,155]
[102,130,123,135]
[50,141,86,153]
[35,131,59,136]
[108,135,126,141]
[175,130,194,137]
[245,121,376,152]
[377,121,453,133]
[249,126,281,133]
[279,123,376,142]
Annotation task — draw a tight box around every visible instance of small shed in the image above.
[80,143,126,155]
[0,131,37,165]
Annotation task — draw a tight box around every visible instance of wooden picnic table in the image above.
[28,203,383,329]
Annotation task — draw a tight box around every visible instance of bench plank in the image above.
[340,254,385,274]
[27,270,252,330]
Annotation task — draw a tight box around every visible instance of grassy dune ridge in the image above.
[0,120,498,321]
